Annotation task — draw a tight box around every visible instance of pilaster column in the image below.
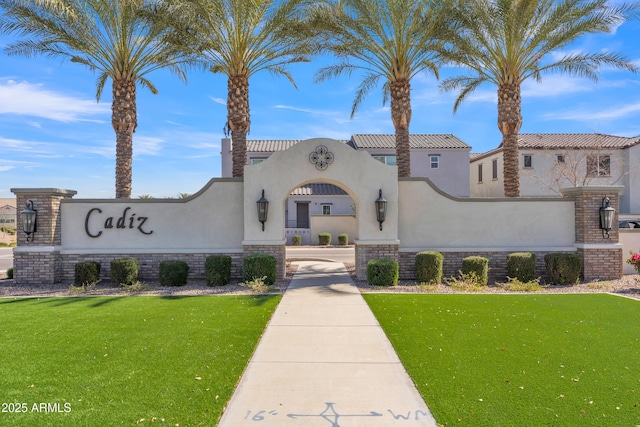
[10,188,77,284]
[561,186,623,281]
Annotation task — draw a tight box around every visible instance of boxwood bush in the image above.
[416,251,443,284]
[244,254,277,285]
[205,255,231,286]
[507,252,536,282]
[545,253,582,285]
[291,235,302,246]
[159,260,189,286]
[338,233,349,246]
[318,232,332,246]
[367,259,399,287]
[74,261,101,285]
[462,256,489,285]
[7,267,13,279]
[110,258,139,286]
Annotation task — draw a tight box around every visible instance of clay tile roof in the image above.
[289,183,348,196]
[350,134,471,149]
[246,140,301,152]
[517,133,640,149]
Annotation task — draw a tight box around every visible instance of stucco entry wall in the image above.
[243,138,399,244]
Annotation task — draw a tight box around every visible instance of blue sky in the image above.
[1,14,639,199]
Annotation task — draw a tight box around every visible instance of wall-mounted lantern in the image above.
[21,199,37,242]
[375,189,387,231]
[257,190,269,231]
[599,196,615,239]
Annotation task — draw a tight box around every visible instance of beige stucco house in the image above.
[470,133,640,214]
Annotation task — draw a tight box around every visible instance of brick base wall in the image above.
[14,250,61,284]
[243,245,286,279]
[355,244,399,279]
[60,252,243,283]
[578,247,623,281]
[398,250,574,283]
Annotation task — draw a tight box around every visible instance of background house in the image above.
[470,134,640,214]
[221,134,471,243]
[0,198,17,245]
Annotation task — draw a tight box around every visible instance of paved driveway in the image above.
[0,247,13,272]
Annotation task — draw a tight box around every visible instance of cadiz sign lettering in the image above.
[84,207,153,238]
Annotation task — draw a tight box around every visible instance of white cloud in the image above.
[0,166,14,172]
[543,102,640,122]
[134,136,164,156]
[0,79,108,122]
[209,97,226,105]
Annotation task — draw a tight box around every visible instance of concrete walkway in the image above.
[218,261,437,427]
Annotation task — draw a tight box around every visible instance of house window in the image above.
[557,154,565,164]
[251,158,266,165]
[373,155,397,165]
[523,155,532,168]
[430,155,440,169]
[478,164,483,183]
[322,204,331,215]
[492,159,498,180]
[587,154,611,177]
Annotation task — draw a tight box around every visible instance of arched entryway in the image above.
[242,138,399,278]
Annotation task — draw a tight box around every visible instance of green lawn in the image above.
[364,294,640,426]
[0,295,280,426]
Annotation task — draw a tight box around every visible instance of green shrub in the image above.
[507,252,536,282]
[205,255,231,286]
[416,251,443,284]
[110,258,140,286]
[74,261,101,285]
[545,253,582,285]
[243,254,277,285]
[318,232,332,246]
[7,267,13,279]
[367,259,399,287]
[291,235,302,246]
[461,256,489,286]
[338,233,349,245]
[159,260,189,286]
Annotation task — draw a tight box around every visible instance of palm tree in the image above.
[441,0,637,197]
[0,0,189,198]
[314,0,454,177]
[155,0,317,177]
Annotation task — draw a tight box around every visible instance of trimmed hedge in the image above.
[75,261,101,285]
[367,259,399,287]
[507,252,536,282]
[318,232,332,246]
[291,235,302,246]
[110,258,139,286]
[338,233,349,246]
[244,254,277,285]
[205,255,231,286]
[7,267,13,279]
[462,256,489,285]
[545,253,582,285]
[159,260,189,286]
[416,251,443,284]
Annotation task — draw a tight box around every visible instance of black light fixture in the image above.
[21,199,37,242]
[599,196,615,239]
[257,189,269,231]
[375,189,387,231]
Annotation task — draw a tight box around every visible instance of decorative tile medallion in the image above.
[309,145,334,171]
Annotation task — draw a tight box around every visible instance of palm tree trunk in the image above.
[228,75,250,178]
[112,79,137,199]
[390,80,412,177]
[498,83,522,197]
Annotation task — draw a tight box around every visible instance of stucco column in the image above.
[561,186,623,281]
[10,188,77,284]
